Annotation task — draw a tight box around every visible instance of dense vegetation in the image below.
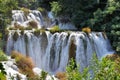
[50,0,120,53]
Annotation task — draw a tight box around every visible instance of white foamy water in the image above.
[6,30,114,74]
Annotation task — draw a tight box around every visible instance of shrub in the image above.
[82,27,91,33]
[55,72,67,80]
[66,58,89,80]
[65,54,120,80]
[0,63,6,80]
[50,1,62,16]
[11,51,35,78]
[21,7,30,16]
[90,53,120,80]
[40,70,48,80]
[28,21,38,28]
[49,25,60,33]
[0,49,8,61]
[0,73,6,80]
[14,23,24,30]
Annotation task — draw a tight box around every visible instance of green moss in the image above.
[25,27,32,30]
[49,25,61,33]
[34,29,40,37]
[0,72,6,80]
[0,50,8,61]
[33,29,46,37]
[8,27,17,30]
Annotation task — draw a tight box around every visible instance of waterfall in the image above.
[11,10,48,28]
[11,10,77,30]
[6,10,115,74]
[6,30,114,74]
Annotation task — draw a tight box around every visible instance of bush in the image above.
[49,25,61,33]
[0,73,6,80]
[0,49,8,61]
[65,54,120,80]
[11,51,35,78]
[40,70,48,80]
[66,58,89,80]
[0,63,6,80]
[55,72,67,80]
[82,27,91,33]
[28,21,38,28]
[21,7,30,16]
[90,54,120,80]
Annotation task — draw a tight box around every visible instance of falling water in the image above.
[5,10,115,74]
[12,10,47,28]
[6,30,114,74]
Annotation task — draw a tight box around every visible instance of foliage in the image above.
[0,63,6,80]
[28,20,38,28]
[17,0,38,9]
[21,7,30,16]
[34,29,46,37]
[50,1,62,17]
[66,58,90,80]
[0,49,8,61]
[49,0,120,53]
[0,34,6,50]
[0,0,18,28]
[82,27,91,33]
[40,70,48,80]
[90,54,120,80]
[65,54,120,80]
[55,72,67,80]
[49,25,60,33]
[37,7,47,16]
[11,51,35,78]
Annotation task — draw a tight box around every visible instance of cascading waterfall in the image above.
[11,10,77,30]
[12,10,47,28]
[6,10,115,75]
[6,30,114,74]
